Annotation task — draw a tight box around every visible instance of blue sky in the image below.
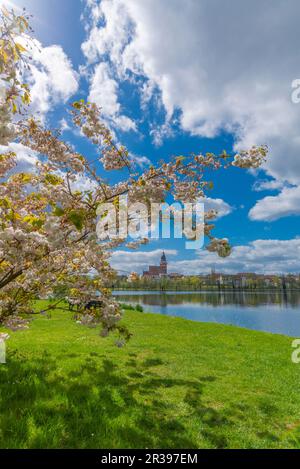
[4,0,300,274]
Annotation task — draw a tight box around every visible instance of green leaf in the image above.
[53,206,65,217]
[44,174,63,186]
[68,210,84,230]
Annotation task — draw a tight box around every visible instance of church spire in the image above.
[160,251,167,275]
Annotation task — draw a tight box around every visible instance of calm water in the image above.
[113,290,300,336]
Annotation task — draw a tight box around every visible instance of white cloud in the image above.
[60,118,71,133]
[21,39,79,118]
[149,121,174,147]
[114,115,137,132]
[201,197,233,219]
[69,174,97,193]
[88,62,120,116]
[110,248,177,273]
[0,142,38,173]
[173,238,300,275]
[82,0,133,67]
[88,62,136,132]
[0,143,97,194]
[252,179,287,192]
[82,0,300,218]
[110,239,300,275]
[249,185,300,221]
[129,153,151,168]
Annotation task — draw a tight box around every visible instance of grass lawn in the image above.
[0,301,300,449]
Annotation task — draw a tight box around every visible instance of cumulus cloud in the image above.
[201,197,233,219]
[88,62,136,132]
[149,121,175,147]
[0,143,38,173]
[82,0,300,219]
[88,62,120,116]
[110,249,177,273]
[129,153,151,168]
[252,179,287,192]
[82,0,133,66]
[170,239,300,275]
[0,142,97,194]
[22,40,79,117]
[249,185,300,221]
[59,118,71,133]
[111,239,300,275]
[68,174,98,193]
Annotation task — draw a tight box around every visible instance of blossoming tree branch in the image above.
[0,8,267,342]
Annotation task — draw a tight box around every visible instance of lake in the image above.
[113,290,300,337]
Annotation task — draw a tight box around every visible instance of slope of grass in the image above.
[0,301,300,449]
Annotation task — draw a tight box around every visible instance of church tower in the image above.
[160,251,167,275]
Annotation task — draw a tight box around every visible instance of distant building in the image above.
[168,273,184,279]
[143,252,168,278]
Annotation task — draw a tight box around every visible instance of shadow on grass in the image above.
[0,349,284,449]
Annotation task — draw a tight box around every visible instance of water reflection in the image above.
[113,290,300,336]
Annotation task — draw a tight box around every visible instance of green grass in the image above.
[0,301,300,449]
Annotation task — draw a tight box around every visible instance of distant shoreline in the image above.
[112,288,300,293]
